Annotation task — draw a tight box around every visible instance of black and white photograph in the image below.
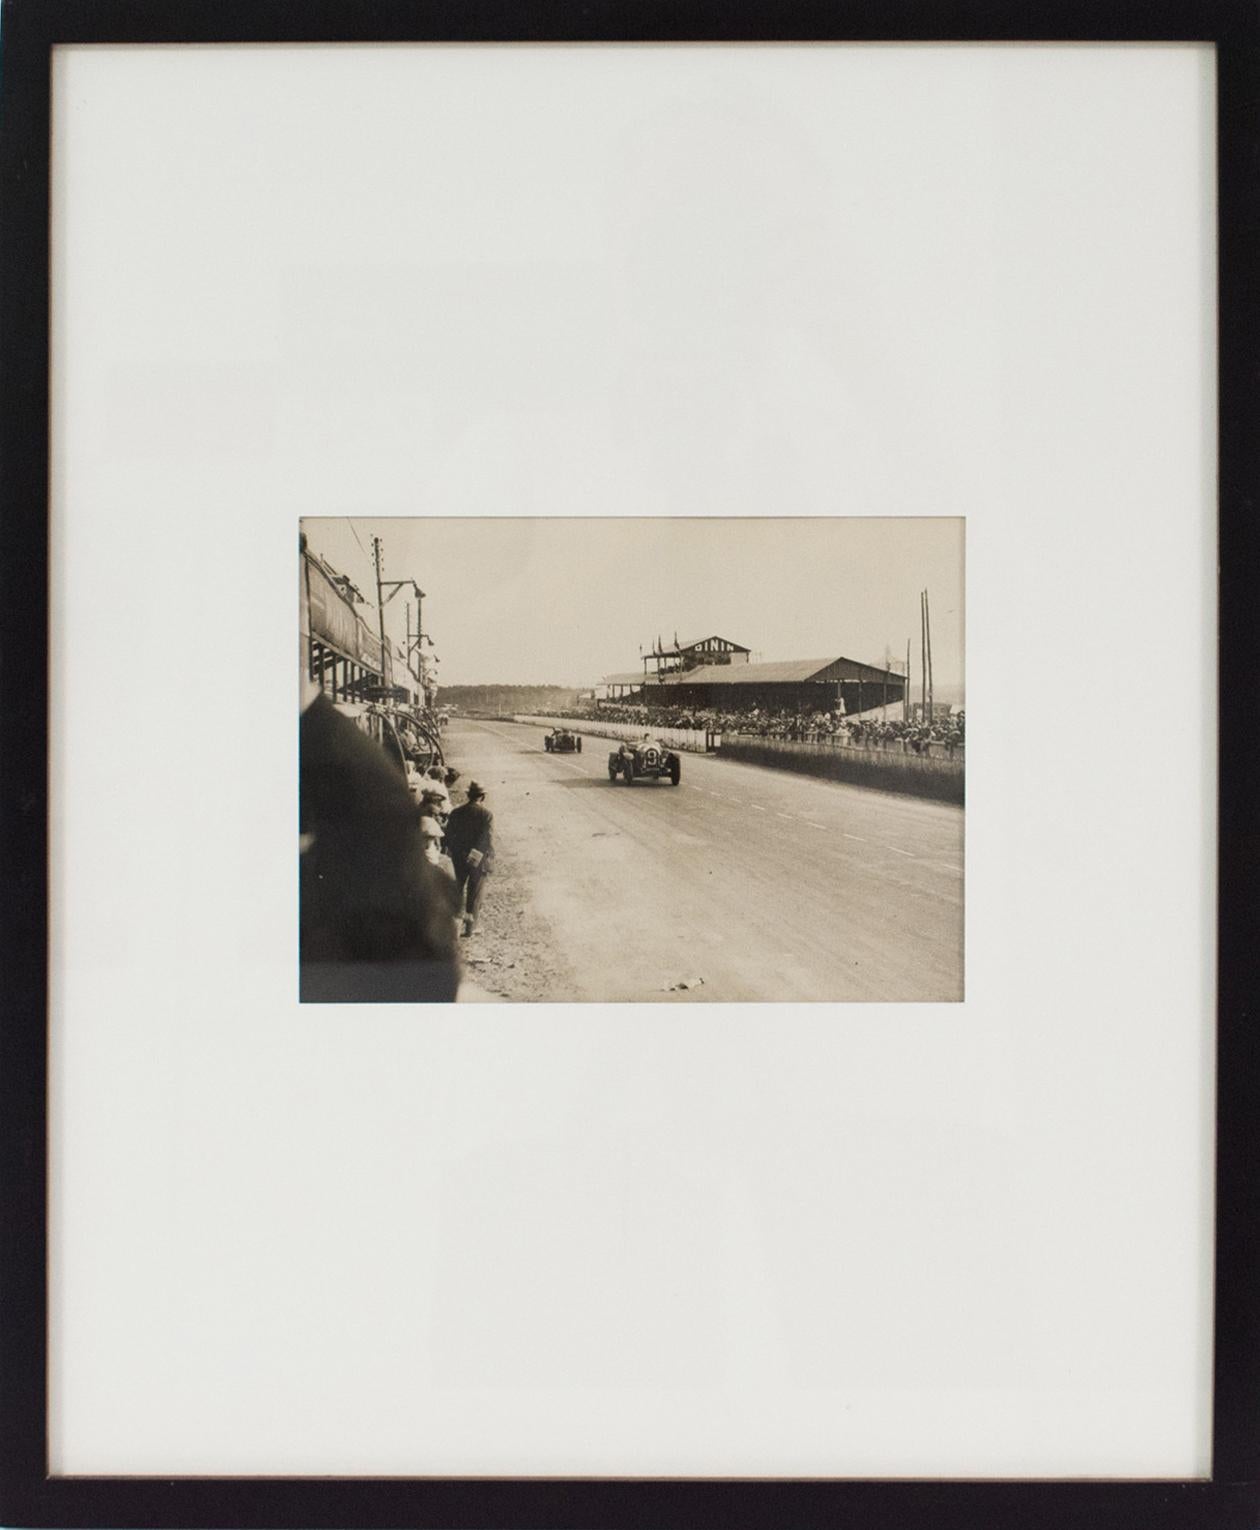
[301,516,964,1003]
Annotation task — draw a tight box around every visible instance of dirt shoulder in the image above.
[444,724,582,1001]
[453,827,581,1003]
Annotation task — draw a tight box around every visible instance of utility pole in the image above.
[372,537,388,685]
[404,599,429,685]
[372,534,425,694]
[405,603,416,683]
[920,590,927,721]
[905,638,911,724]
[924,587,935,724]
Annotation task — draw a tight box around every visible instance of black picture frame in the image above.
[2,2,1257,1527]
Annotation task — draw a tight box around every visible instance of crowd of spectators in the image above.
[545,701,966,757]
[839,713,966,756]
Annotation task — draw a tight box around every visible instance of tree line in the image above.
[439,684,582,715]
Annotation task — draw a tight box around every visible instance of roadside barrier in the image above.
[509,716,963,800]
[727,730,964,763]
[718,737,964,804]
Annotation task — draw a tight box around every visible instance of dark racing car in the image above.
[544,727,582,753]
[608,734,681,786]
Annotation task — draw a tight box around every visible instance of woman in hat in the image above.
[418,789,451,872]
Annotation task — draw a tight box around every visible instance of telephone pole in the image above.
[920,590,927,720]
[924,587,935,723]
[905,638,911,723]
[372,534,425,693]
[372,537,388,684]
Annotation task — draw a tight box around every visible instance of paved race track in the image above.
[447,719,963,1003]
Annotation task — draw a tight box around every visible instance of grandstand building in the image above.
[597,644,905,715]
[652,655,904,716]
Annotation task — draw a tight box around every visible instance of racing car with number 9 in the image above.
[608,734,681,786]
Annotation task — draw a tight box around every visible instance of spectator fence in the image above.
[512,714,964,801]
[718,736,964,804]
[726,728,964,763]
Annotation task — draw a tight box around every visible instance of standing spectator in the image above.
[445,779,495,938]
[418,789,450,869]
[424,764,452,816]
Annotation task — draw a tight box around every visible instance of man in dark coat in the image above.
[300,691,460,1002]
[444,780,494,937]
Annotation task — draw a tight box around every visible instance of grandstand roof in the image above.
[657,656,901,687]
[600,670,649,686]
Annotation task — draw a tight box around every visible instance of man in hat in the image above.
[444,780,494,937]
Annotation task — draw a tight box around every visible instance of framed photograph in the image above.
[2,1,1256,1527]
[300,514,965,1004]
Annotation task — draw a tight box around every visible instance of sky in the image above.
[302,516,963,689]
